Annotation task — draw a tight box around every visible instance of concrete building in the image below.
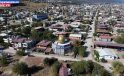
[12,38,36,50]
[70,22,81,28]
[96,48,118,60]
[52,34,71,55]
[99,35,112,42]
[69,34,83,41]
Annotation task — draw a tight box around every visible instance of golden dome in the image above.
[58,35,65,44]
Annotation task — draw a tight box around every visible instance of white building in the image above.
[69,34,83,41]
[52,34,71,55]
[70,22,81,28]
[52,41,71,55]
[96,48,118,60]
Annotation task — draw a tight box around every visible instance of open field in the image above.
[11,1,48,11]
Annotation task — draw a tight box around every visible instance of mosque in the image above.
[52,33,71,55]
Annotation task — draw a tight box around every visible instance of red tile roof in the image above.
[96,29,109,33]
[12,38,32,43]
[45,48,52,53]
[99,35,112,39]
[36,40,51,47]
[94,41,124,48]
[13,38,27,43]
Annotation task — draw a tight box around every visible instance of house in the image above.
[49,23,69,32]
[96,48,118,60]
[36,40,52,54]
[99,35,112,42]
[69,34,83,41]
[94,41,124,50]
[97,23,109,30]
[70,22,81,28]
[32,14,48,21]
[12,38,36,50]
[114,22,124,34]
[96,29,110,34]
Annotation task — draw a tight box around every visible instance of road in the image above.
[31,53,81,61]
[31,52,112,72]
[83,9,97,60]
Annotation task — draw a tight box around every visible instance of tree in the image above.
[0,37,4,44]
[73,46,86,58]
[112,61,124,75]
[93,32,97,37]
[114,34,124,44]
[21,26,31,37]
[71,60,90,75]
[32,22,43,27]
[73,40,81,46]
[94,50,100,61]
[50,62,60,76]
[79,46,86,57]
[42,30,56,40]
[30,29,41,41]
[87,60,94,73]
[0,55,8,66]
[92,63,111,76]
[71,61,84,75]
[43,58,58,66]
[71,60,111,76]
[12,62,28,75]
[16,50,25,56]
[73,46,79,58]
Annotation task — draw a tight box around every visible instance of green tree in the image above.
[71,60,90,75]
[94,50,100,61]
[114,34,124,44]
[87,60,94,73]
[73,40,81,46]
[16,50,25,56]
[0,55,8,66]
[12,62,28,75]
[73,46,79,58]
[93,32,97,37]
[92,63,111,76]
[22,26,31,37]
[112,61,124,75]
[79,46,86,57]
[71,60,111,76]
[50,62,60,76]
[73,46,86,58]
[30,29,41,41]
[32,22,43,27]
[43,30,56,40]
[0,37,4,43]
[43,58,58,66]
[71,61,84,75]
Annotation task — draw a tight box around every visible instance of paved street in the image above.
[83,10,97,60]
